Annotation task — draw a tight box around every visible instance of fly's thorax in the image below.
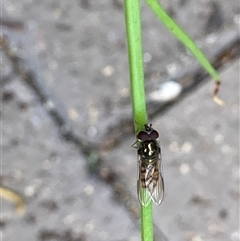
[139,140,159,159]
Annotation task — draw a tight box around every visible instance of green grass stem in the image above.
[124,0,153,240]
[124,0,147,131]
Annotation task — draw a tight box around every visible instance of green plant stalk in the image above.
[145,0,220,82]
[124,0,147,131]
[141,203,153,241]
[124,0,154,241]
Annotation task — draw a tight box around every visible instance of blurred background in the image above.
[1,0,239,241]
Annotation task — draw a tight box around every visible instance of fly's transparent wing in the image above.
[150,167,164,205]
[137,155,152,206]
[137,154,164,206]
[149,153,164,205]
[137,180,152,207]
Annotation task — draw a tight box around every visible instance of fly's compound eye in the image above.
[149,130,159,140]
[137,131,149,141]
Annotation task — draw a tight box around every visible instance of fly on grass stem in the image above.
[135,124,164,206]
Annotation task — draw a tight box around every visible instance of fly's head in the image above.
[137,124,159,142]
[137,124,160,159]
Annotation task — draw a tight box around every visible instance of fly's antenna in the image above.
[144,123,152,132]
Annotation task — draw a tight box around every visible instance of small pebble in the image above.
[179,163,190,175]
[206,33,218,44]
[143,52,152,63]
[12,169,22,179]
[83,185,94,196]
[101,65,115,77]
[149,81,182,102]
[87,126,97,138]
[24,185,35,197]
[214,134,224,144]
[166,63,180,75]
[192,236,203,241]
[119,88,129,97]
[63,214,76,225]
[181,142,193,153]
[84,220,96,233]
[234,14,240,25]
[169,141,180,152]
[68,108,79,121]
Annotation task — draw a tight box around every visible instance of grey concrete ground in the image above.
[1,1,240,241]
[2,77,139,241]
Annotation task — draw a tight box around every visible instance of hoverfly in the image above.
[136,124,164,206]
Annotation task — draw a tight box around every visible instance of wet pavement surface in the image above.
[1,1,240,241]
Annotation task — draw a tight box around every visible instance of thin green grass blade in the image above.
[145,0,220,82]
